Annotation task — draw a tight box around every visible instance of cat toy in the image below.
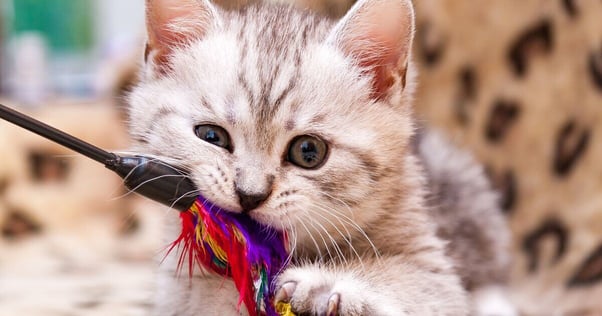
[171,196,290,316]
[0,103,294,316]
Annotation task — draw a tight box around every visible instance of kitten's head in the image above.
[129,0,416,253]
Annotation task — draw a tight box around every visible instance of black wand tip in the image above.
[107,155,198,211]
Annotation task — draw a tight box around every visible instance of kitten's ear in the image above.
[328,0,415,100]
[145,0,220,73]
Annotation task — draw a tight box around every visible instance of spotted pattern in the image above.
[522,217,568,273]
[507,19,553,77]
[553,120,590,177]
[484,99,521,143]
[411,0,602,314]
[1,209,42,239]
[569,244,602,287]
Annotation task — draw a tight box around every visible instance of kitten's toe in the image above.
[275,281,297,304]
[276,268,339,315]
[327,293,340,316]
[277,267,362,316]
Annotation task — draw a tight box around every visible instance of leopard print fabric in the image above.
[411,1,602,315]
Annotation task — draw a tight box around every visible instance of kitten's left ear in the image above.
[145,0,220,74]
[328,0,415,100]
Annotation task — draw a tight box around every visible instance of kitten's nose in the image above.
[236,189,271,213]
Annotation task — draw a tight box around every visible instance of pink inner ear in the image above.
[336,0,413,99]
[148,2,200,45]
[145,0,215,71]
[349,34,405,99]
[341,35,403,100]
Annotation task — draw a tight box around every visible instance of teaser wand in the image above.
[0,103,197,211]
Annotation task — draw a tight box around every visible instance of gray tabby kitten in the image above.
[128,0,515,314]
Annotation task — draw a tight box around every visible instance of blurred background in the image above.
[0,1,160,315]
[0,0,601,315]
[0,0,144,100]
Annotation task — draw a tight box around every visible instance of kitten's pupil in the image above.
[195,125,231,150]
[206,130,219,143]
[301,142,317,163]
[288,136,328,169]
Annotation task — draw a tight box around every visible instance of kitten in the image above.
[128,0,514,314]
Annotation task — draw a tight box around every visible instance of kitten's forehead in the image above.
[227,6,335,126]
[162,3,384,153]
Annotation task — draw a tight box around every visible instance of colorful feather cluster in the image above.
[169,196,291,316]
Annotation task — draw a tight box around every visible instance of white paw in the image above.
[472,286,517,316]
[275,266,371,316]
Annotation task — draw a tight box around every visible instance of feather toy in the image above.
[169,196,292,316]
[0,104,297,315]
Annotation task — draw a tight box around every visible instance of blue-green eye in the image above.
[194,125,231,150]
[287,135,328,169]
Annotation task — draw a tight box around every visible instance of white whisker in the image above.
[292,212,324,260]
[305,214,348,265]
[304,215,334,263]
[316,193,382,260]
[307,202,364,268]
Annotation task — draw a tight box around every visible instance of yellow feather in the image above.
[275,302,296,316]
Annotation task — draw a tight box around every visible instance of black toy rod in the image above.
[0,103,117,165]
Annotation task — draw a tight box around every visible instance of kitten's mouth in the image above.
[189,195,293,239]
[192,193,276,226]
[188,186,288,231]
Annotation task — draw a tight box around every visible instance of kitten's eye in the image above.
[194,125,231,149]
[287,135,328,169]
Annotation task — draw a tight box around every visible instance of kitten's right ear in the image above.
[145,0,220,74]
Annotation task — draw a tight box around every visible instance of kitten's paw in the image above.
[275,282,340,315]
[275,266,369,316]
[472,286,517,316]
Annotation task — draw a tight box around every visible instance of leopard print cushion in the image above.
[412,1,602,314]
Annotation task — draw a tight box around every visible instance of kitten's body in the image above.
[129,1,512,315]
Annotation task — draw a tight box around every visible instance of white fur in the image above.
[471,286,517,316]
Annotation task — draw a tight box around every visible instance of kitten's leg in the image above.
[275,258,468,316]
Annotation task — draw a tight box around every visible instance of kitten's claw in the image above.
[275,282,297,303]
[327,293,340,316]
